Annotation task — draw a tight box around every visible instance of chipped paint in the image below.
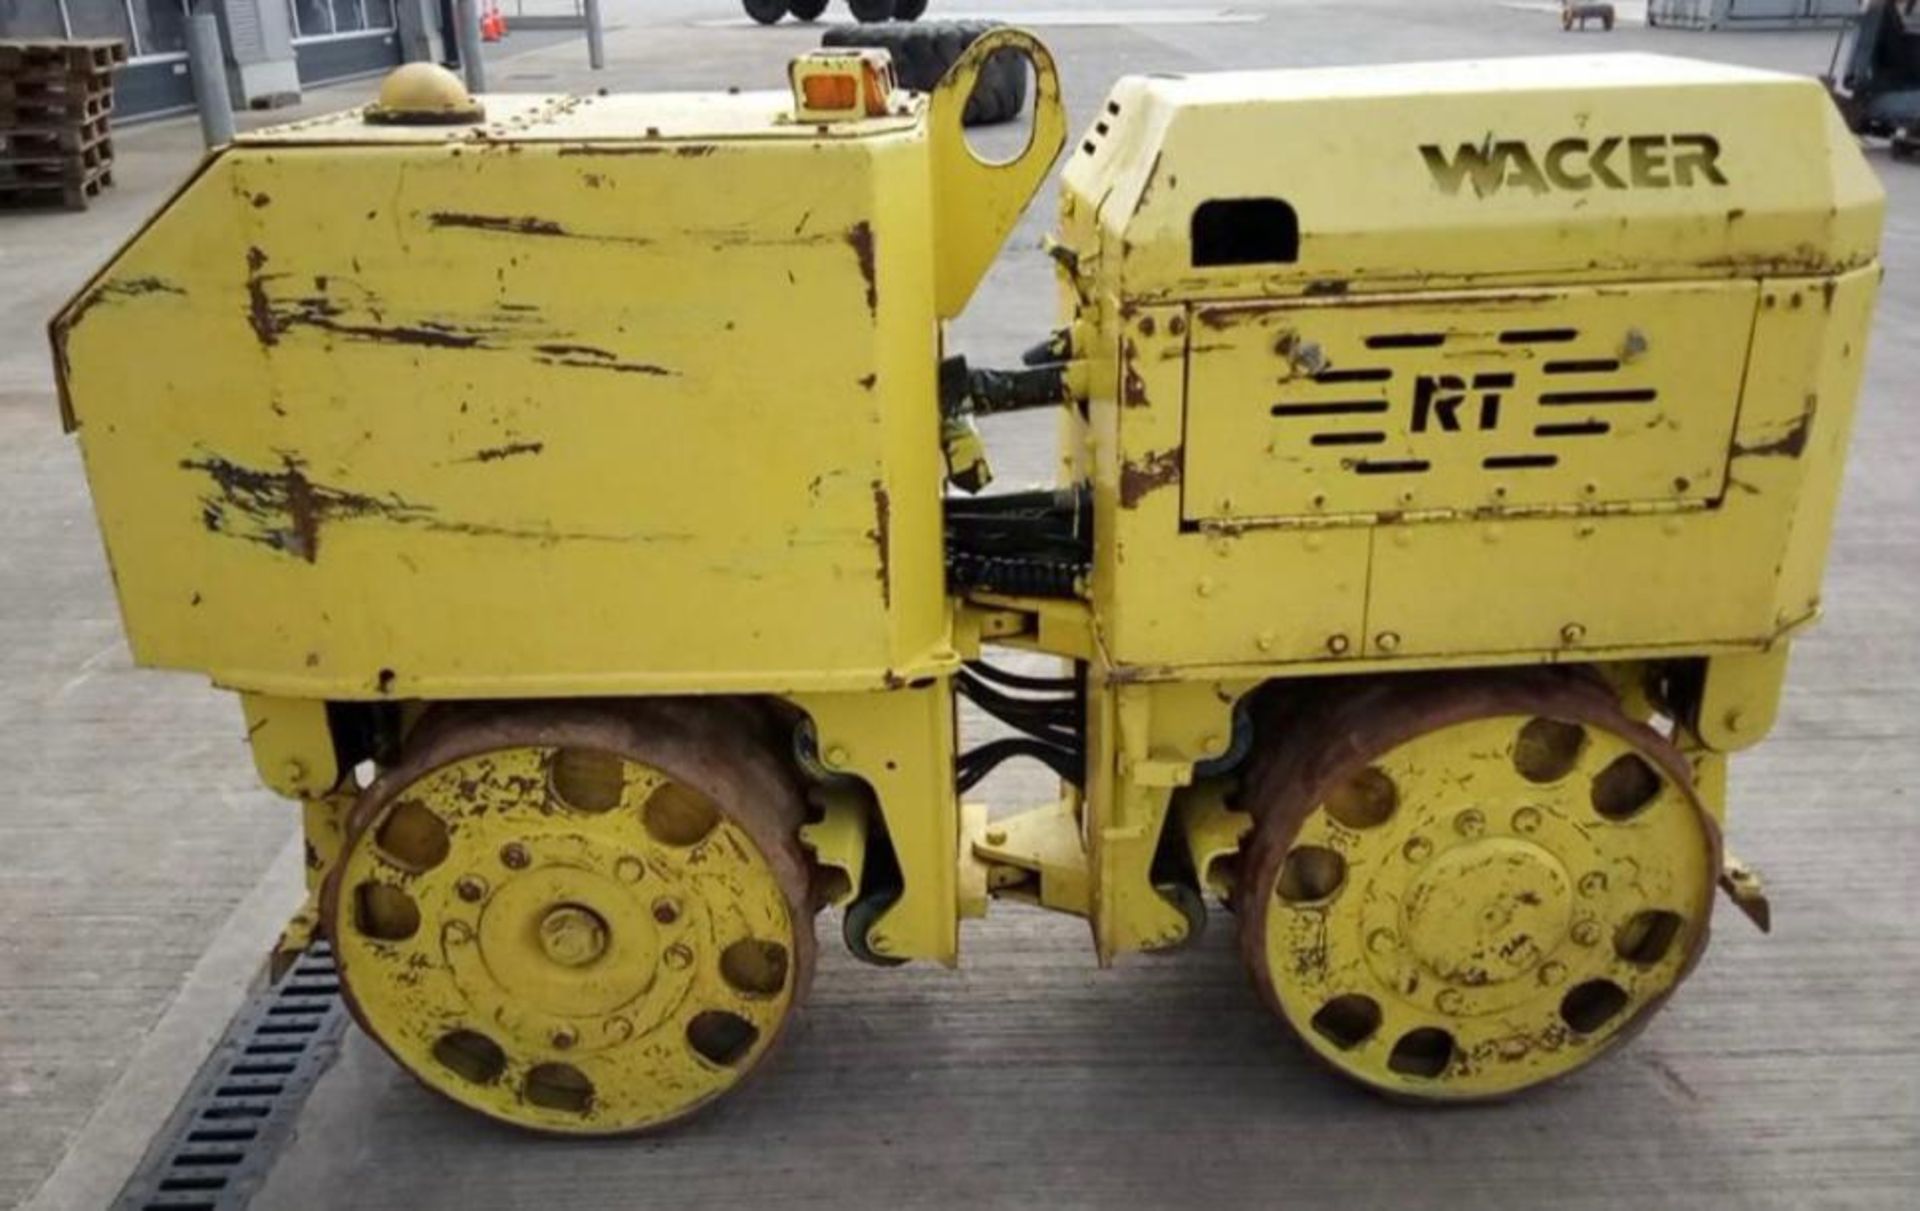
[1732,397,1817,460]
[427,212,567,237]
[868,479,892,607]
[459,441,546,464]
[1118,447,1182,508]
[182,453,653,561]
[532,344,677,376]
[845,221,878,315]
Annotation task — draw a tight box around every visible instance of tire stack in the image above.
[744,2,929,24]
[0,39,125,212]
[821,20,1028,126]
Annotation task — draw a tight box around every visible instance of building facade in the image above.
[0,0,445,118]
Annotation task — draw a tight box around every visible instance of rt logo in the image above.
[1411,373,1513,433]
[1420,134,1728,197]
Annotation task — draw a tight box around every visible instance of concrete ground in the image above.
[2,1,1916,1208]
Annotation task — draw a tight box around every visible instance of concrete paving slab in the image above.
[1,2,1915,1208]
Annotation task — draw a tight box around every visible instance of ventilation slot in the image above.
[1353,459,1430,475]
[1535,420,1610,438]
[1314,367,1393,384]
[1191,198,1299,267]
[1364,332,1445,350]
[1539,388,1657,406]
[1500,327,1578,344]
[1483,454,1559,470]
[1311,432,1386,447]
[1544,358,1621,374]
[1270,400,1388,418]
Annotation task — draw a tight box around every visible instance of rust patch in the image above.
[845,221,878,316]
[868,479,892,607]
[246,246,277,346]
[1732,398,1816,460]
[272,294,486,349]
[428,211,567,237]
[1305,280,1349,297]
[182,452,645,561]
[61,274,187,335]
[533,344,676,376]
[460,440,545,464]
[1118,447,1182,508]
[182,453,421,562]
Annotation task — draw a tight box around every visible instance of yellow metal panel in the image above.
[60,131,950,698]
[788,683,959,964]
[1184,283,1759,521]
[1091,305,1372,668]
[240,692,339,797]
[241,91,918,146]
[1063,56,1881,303]
[1771,268,1880,623]
[926,28,1068,318]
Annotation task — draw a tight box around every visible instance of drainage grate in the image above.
[116,940,349,1210]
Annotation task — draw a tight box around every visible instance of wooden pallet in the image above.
[0,161,112,211]
[3,113,110,151]
[0,79,115,124]
[0,40,129,77]
[1,136,113,172]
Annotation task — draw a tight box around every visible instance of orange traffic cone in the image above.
[481,5,505,42]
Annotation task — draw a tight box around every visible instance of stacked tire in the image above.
[820,19,1028,127]
[743,1,929,24]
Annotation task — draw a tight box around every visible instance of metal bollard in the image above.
[185,9,235,150]
[454,0,488,93]
[584,0,606,71]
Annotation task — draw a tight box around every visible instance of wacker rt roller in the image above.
[53,33,1883,1130]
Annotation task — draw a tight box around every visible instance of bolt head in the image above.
[455,875,487,903]
[1327,633,1351,655]
[551,1027,577,1050]
[652,897,681,925]
[501,842,530,870]
[662,943,692,970]
[1561,622,1586,645]
[1376,631,1401,653]
[1572,919,1602,947]
[1454,809,1485,837]
[1512,806,1542,834]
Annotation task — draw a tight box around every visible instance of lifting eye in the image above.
[1191,198,1299,267]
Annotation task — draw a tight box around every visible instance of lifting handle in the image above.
[927,28,1067,320]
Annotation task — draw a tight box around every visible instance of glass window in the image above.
[63,0,133,45]
[330,0,364,32]
[290,0,330,37]
[129,0,187,57]
[365,0,394,28]
[0,1,70,39]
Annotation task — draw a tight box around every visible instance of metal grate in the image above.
[116,941,348,1211]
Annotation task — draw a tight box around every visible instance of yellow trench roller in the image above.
[54,34,1882,1129]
